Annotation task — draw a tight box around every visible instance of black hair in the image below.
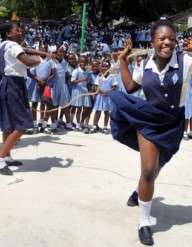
[151,20,176,40]
[0,22,16,41]
[78,55,88,62]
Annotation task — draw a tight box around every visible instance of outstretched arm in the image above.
[23,47,57,59]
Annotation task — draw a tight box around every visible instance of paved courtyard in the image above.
[0,126,192,247]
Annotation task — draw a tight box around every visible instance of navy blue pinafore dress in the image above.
[0,43,33,132]
[108,55,185,166]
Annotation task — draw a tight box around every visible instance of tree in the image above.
[2,0,192,24]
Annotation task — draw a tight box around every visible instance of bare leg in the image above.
[0,130,25,158]
[137,132,160,201]
[104,111,109,127]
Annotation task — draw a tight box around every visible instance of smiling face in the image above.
[56,47,65,60]
[151,26,176,59]
[78,56,88,70]
[68,54,77,67]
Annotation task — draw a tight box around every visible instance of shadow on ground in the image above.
[151,197,192,233]
[13,157,73,173]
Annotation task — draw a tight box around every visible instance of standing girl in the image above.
[71,55,91,130]
[90,60,117,134]
[183,74,192,139]
[26,43,55,134]
[52,46,74,130]
[0,22,41,175]
[108,20,192,245]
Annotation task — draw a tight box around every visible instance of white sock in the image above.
[42,121,47,128]
[38,119,44,124]
[70,113,75,123]
[5,156,15,162]
[33,121,38,128]
[138,198,152,229]
[51,123,57,129]
[66,123,72,128]
[0,158,7,169]
[76,123,81,128]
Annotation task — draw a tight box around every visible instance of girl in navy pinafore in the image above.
[107,20,192,246]
[0,22,41,175]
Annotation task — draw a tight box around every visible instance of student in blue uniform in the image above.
[71,55,91,131]
[65,53,78,127]
[108,20,192,245]
[26,43,55,134]
[52,46,74,131]
[90,60,117,134]
[83,59,101,134]
[183,74,192,139]
[0,22,41,175]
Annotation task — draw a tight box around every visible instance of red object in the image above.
[43,85,51,98]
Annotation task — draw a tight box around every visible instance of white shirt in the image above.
[0,41,27,77]
[133,50,192,106]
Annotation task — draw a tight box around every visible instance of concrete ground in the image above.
[0,125,192,247]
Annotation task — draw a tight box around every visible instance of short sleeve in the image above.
[132,62,143,85]
[9,43,24,58]
[71,69,78,81]
[111,75,118,86]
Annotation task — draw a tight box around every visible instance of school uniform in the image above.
[51,59,70,107]
[70,67,91,107]
[0,41,33,132]
[66,65,77,97]
[87,72,98,107]
[27,58,55,102]
[185,75,192,119]
[108,50,192,166]
[94,74,117,111]
[116,64,134,93]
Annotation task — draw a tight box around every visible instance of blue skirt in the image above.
[0,76,33,132]
[108,91,185,166]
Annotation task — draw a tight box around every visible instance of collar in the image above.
[145,49,179,72]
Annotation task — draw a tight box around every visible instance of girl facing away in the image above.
[108,19,192,245]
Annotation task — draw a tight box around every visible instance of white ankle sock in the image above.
[138,198,152,229]
[0,158,7,169]
[135,186,139,193]
[5,156,15,162]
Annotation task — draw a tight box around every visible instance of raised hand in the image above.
[118,38,133,61]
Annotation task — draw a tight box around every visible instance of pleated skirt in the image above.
[108,91,185,166]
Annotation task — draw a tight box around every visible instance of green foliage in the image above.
[1,0,192,25]
[0,6,8,18]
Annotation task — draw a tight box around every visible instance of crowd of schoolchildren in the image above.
[1,21,191,137]
[22,23,149,135]
[20,22,192,138]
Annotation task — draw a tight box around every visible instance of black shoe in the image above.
[0,166,13,175]
[25,127,39,135]
[138,226,154,246]
[90,128,97,133]
[102,128,108,134]
[127,191,138,206]
[44,128,58,134]
[39,127,45,133]
[5,160,23,166]
[96,125,102,131]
